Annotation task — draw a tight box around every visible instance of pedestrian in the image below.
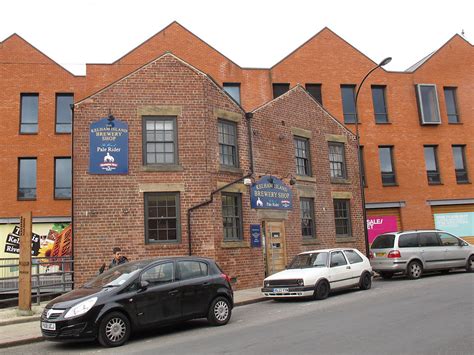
[98,247,129,274]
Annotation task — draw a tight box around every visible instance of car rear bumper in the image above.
[371,260,407,273]
[261,286,314,298]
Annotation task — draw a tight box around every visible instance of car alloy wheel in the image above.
[98,311,131,347]
[407,261,423,280]
[208,297,232,326]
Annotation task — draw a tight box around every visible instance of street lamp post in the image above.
[354,57,392,257]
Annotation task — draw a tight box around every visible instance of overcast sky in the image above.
[1,0,472,75]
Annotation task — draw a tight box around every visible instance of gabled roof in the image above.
[76,51,244,114]
[0,33,79,77]
[405,33,473,72]
[252,84,355,138]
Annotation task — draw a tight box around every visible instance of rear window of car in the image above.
[344,250,363,264]
[398,233,418,248]
[371,234,395,249]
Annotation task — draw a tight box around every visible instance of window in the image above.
[371,86,389,123]
[18,158,37,200]
[416,84,441,124]
[330,251,348,267]
[305,84,322,105]
[378,146,396,185]
[371,234,395,249]
[54,158,71,199]
[177,261,208,280]
[141,262,174,286]
[424,146,441,184]
[398,233,418,248]
[300,198,315,239]
[218,120,238,167]
[143,117,177,165]
[328,142,347,180]
[438,233,460,246]
[294,137,311,176]
[333,199,351,237]
[273,83,290,99]
[55,94,73,133]
[344,250,363,264]
[360,146,367,187]
[341,85,357,123]
[145,193,180,243]
[222,193,242,241]
[452,145,468,183]
[223,83,241,104]
[20,94,38,133]
[444,87,459,123]
[418,232,440,247]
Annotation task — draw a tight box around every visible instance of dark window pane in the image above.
[424,146,440,184]
[333,199,351,237]
[223,83,241,104]
[145,193,179,243]
[452,145,468,183]
[18,158,37,199]
[372,86,388,123]
[329,142,346,179]
[222,193,242,240]
[144,117,176,165]
[294,137,311,176]
[371,234,395,249]
[444,87,459,123]
[55,158,71,198]
[360,146,367,187]
[341,85,357,123]
[218,120,238,167]
[300,198,315,239]
[344,250,363,264]
[273,83,290,99]
[379,147,396,185]
[305,84,322,105]
[419,232,440,247]
[20,94,38,133]
[398,233,418,248]
[56,94,73,133]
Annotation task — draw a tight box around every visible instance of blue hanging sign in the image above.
[89,118,129,174]
[250,224,262,248]
[250,176,292,210]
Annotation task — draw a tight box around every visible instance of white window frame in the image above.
[416,84,441,125]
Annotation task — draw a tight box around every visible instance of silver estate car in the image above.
[370,230,474,279]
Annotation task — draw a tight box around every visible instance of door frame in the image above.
[263,220,287,276]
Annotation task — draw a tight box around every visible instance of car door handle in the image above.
[169,289,179,296]
[346,266,351,270]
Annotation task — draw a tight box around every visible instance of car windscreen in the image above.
[288,252,328,269]
[371,234,395,249]
[84,260,150,288]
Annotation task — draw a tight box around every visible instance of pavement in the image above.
[0,287,266,349]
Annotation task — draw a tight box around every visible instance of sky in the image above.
[1,0,472,75]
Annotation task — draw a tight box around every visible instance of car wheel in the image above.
[380,272,393,279]
[359,272,372,290]
[407,261,423,280]
[207,296,232,326]
[98,311,131,347]
[466,255,474,272]
[313,280,330,300]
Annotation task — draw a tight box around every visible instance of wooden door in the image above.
[264,221,287,275]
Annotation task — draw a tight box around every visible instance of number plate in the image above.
[273,288,289,293]
[41,322,56,331]
[376,252,386,257]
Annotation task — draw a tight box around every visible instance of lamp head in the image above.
[379,57,392,67]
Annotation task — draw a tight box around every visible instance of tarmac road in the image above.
[3,271,474,355]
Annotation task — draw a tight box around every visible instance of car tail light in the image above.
[221,273,232,283]
[387,250,401,258]
[369,251,374,259]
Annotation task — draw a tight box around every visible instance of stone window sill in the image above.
[296,175,316,183]
[219,166,243,174]
[142,164,183,172]
[302,239,320,245]
[331,178,350,185]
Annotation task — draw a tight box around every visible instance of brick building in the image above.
[72,53,363,287]
[1,21,472,270]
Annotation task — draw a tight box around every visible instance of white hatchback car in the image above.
[261,248,372,300]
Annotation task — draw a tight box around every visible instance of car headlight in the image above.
[297,279,304,286]
[64,297,98,319]
[264,280,270,287]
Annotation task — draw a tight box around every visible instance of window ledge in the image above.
[54,197,72,200]
[19,132,38,135]
[302,239,320,245]
[448,122,462,125]
[335,237,356,243]
[145,241,181,247]
[219,166,243,174]
[382,183,399,187]
[18,198,37,201]
[296,175,316,183]
[428,182,443,186]
[221,241,249,248]
[331,178,350,185]
[142,164,183,172]
[456,181,471,185]
[375,121,391,125]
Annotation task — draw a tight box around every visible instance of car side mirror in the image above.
[139,280,149,290]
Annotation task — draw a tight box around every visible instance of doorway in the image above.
[264,221,287,276]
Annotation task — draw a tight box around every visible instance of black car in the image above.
[40,256,233,347]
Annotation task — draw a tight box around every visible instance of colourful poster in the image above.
[367,216,398,244]
[434,212,474,237]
